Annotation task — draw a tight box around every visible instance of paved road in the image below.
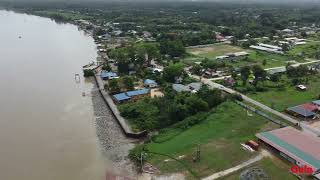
[192,75,320,136]
[202,155,263,180]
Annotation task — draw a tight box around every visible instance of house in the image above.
[250,44,284,54]
[100,71,119,80]
[258,43,282,51]
[281,28,294,35]
[188,82,202,93]
[286,106,316,119]
[172,83,202,93]
[172,84,191,93]
[126,88,150,101]
[144,79,158,88]
[224,77,236,87]
[112,88,150,103]
[215,51,249,60]
[113,93,131,103]
[256,127,320,179]
[299,103,319,112]
[98,33,111,40]
[142,31,152,38]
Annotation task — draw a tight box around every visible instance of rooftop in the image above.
[126,88,150,97]
[313,100,320,106]
[257,126,320,171]
[287,106,316,117]
[113,93,131,101]
[144,79,157,85]
[100,71,118,78]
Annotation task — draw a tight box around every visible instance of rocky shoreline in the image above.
[91,80,138,177]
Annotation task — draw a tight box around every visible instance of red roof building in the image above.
[299,103,319,112]
[257,127,320,179]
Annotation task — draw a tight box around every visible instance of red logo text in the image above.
[291,165,314,175]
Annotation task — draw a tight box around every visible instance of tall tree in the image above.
[240,66,251,86]
[252,65,267,86]
[122,76,135,90]
[163,63,185,83]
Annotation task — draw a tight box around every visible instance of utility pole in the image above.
[196,144,200,162]
[140,152,144,172]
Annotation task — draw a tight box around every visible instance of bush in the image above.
[129,145,148,167]
[83,69,94,77]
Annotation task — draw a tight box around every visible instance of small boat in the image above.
[18,36,22,39]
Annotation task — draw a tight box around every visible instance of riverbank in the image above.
[91,79,138,177]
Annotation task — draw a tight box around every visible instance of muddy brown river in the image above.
[0,10,135,180]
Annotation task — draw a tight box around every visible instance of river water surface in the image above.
[0,10,133,180]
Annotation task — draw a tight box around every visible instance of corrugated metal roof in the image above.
[172,84,190,92]
[257,127,320,171]
[126,89,149,97]
[287,106,316,117]
[313,100,320,106]
[299,103,318,112]
[113,93,131,101]
[144,79,157,85]
[100,71,118,78]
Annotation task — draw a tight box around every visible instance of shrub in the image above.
[83,69,94,77]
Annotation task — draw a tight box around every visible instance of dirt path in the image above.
[201,155,263,180]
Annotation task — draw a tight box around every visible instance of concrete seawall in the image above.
[93,73,147,138]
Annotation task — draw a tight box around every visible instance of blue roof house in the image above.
[126,89,150,97]
[113,93,131,103]
[100,71,119,80]
[112,89,150,103]
[144,79,158,88]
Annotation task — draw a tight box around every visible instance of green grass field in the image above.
[187,44,245,58]
[183,44,297,69]
[221,158,297,180]
[145,101,274,178]
[248,75,320,111]
[287,41,320,59]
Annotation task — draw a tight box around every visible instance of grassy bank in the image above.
[142,101,274,178]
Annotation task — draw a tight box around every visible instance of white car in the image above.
[296,85,307,91]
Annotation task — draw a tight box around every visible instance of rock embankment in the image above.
[91,82,137,177]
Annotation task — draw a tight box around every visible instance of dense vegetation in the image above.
[119,86,225,131]
[4,1,320,46]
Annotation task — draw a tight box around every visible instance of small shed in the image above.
[100,71,118,80]
[144,79,158,88]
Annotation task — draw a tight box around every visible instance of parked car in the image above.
[296,84,307,91]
